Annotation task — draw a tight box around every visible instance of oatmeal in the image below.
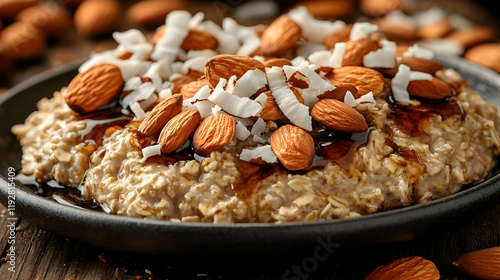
[11,9,500,223]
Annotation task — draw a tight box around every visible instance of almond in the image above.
[15,4,72,38]
[260,91,286,121]
[139,94,183,136]
[0,21,46,61]
[180,79,211,99]
[270,124,315,171]
[375,18,419,42]
[0,0,37,21]
[263,58,293,68]
[407,78,453,99]
[292,0,354,19]
[74,0,121,37]
[192,114,236,155]
[418,20,454,39]
[452,246,500,280]
[172,70,203,94]
[323,24,352,49]
[365,256,440,280]
[318,83,358,100]
[127,0,186,27]
[326,66,386,98]
[151,25,218,51]
[446,25,497,48]
[399,57,444,75]
[205,54,265,88]
[64,64,124,115]
[464,43,500,73]
[260,15,301,57]
[158,109,201,154]
[359,0,403,16]
[342,38,380,66]
[311,98,367,132]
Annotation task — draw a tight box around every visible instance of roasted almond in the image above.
[292,0,354,19]
[64,64,124,115]
[0,0,37,21]
[263,58,293,68]
[446,25,497,48]
[139,94,183,136]
[365,256,440,280]
[464,43,500,73]
[342,38,380,66]
[399,57,444,75]
[318,83,358,100]
[270,125,315,171]
[260,15,301,57]
[192,114,236,155]
[418,20,454,39]
[323,24,352,49]
[127,0,186,27]
[260,91,286,121]
[74,0,121,37]
[0,21,46,61]
[205,54,265,88]
[172,70,203,94]
[407,78,453,99]
[15,4,72,38]
[180,79,211,99]
[326,66,386,98]
[452,246,500,280]
[158,109,201,154]
[311,98,367,133]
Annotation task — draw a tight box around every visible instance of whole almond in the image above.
[205,54,265,88]
[15,4,72,38]
[292,0,354,19]
[139,94,183,136]
[74,0,121,37]
[464,43,500,73]
[399,57,444,75]
[270,124,315,171]
[323,24,352,49]
[151,25,218,51]
[260,15,301,57]
[0,0,37,21]
[311,98,367,133]
[127,0,186,27]
[418,20,454,39]
[343,38,380,66]
[0,21,46,61]
[158,109,201,154]
[359,0,403,16]
[452,246,500,280]
[180,79,211,99]
[407,78,453,99]
[318,83,358,100]
[365,256,440,280]
[192,114,236,155]
[64,64,124,115]
[446,25,497,48]
[326,66,386,98]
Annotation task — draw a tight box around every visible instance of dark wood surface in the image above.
[1,1,500,279]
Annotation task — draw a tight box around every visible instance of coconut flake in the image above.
[240,145,277,163]
[363,44,396,68]
[391,64,411,106]
[409,71,433,81]
[235,121,251,141]
[232,69,268,98]
[297,42,327,58]
[130,102,146,120]
[113,29,147,45]
[416,39,464,56]
[150,11,191,63]
[349,22,378,41]
[356,92,376,109]
[266,67,312,131]
[414,7,447,26]
[198,20,240,54]
[208,80,263,118]
[344,91,356,107]
[120,82,156,113]
[403,44,434,59]
[288,7,345,43]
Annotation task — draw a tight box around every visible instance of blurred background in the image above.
[0,0,499,97]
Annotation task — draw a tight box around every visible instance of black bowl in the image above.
[1,56,500,254]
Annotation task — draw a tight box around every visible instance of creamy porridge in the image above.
[11,9,500,223]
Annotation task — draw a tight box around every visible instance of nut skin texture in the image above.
[318,83,358,100]
[326,66,386,98]
[180,79,211,99]
[260,15,301,57]
[139,94,183,136]
[64,64,124,115]
[407,78,453,99]
[74,0,121,37]
[0,21,46,61]
[311,99,368,133]
[270,125,315,171]
[342,38,380,66]
[260,91,286,121]
[127,0,186,27]
[192,114,236,155]
[158,109,201,154]
[365,256,440,280]
[15,4,72,38]
[452,247,500,280]
[263,58,293,68]
[205,54,265,88]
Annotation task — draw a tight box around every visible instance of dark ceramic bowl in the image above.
[1,56,500,254]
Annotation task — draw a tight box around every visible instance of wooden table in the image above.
[1,1,500,279]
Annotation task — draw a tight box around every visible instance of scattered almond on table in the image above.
[365,256,440,280]
[452,246,500,280]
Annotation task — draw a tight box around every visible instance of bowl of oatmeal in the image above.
[1,9,500,253]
